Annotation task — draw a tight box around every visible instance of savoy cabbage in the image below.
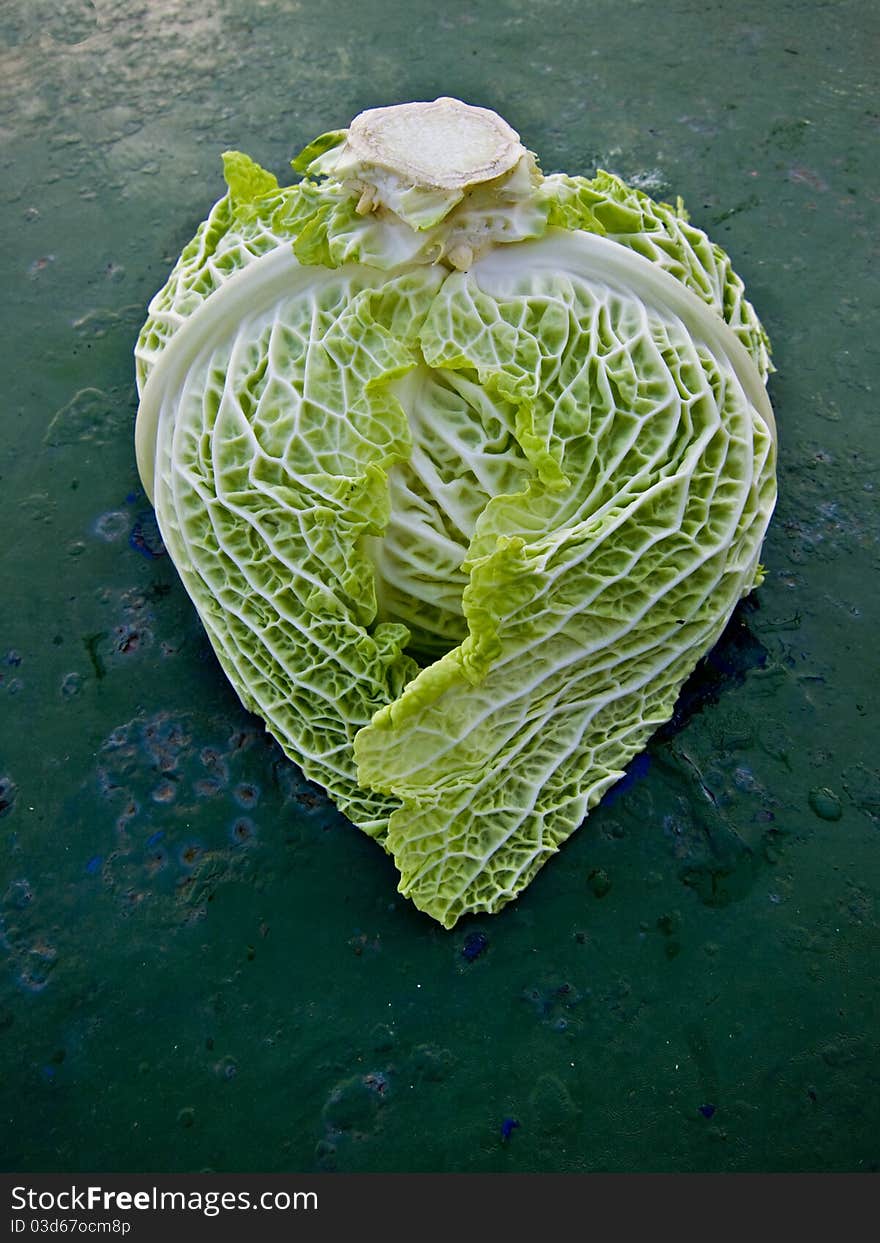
[135,98,776,927]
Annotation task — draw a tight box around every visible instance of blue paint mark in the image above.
[85,855,102,874]
[145,829,165,848]
[699,1103,717,1119]
[603,751,652,806]
[461,931,489,962]
[129,512,166,559]
[500,1118,519,1141]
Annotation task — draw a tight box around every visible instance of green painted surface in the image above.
[1,0,878,1172]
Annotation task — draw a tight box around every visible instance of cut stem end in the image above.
[348,97,526,192]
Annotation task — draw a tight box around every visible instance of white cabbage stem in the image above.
[295,97,546,263]
[347,97,526,193]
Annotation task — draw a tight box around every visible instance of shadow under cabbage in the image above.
[599,594,775,908]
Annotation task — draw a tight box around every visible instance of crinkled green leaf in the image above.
[135,152,303,391]
[543,170,772,378]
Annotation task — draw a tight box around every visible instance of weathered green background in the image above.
[1,0,878,1172]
